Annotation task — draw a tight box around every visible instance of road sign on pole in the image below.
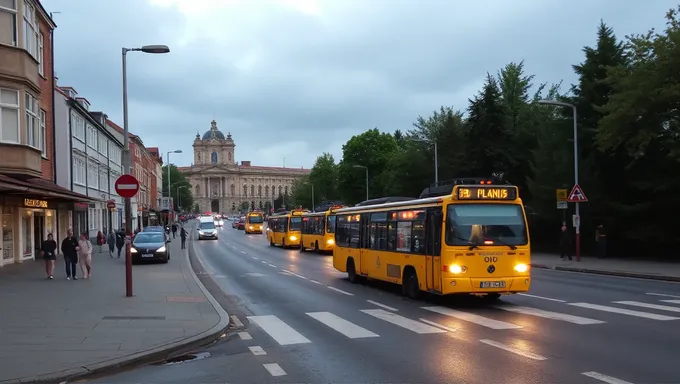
[557,201,568,210]
[567,184,588,202]
[115,174,140,198]
[556,189,568,202]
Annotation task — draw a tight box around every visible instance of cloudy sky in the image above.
[42,0,676,169]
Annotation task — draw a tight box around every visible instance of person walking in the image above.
[180,226,187,249]
[96,230,105,253]
[60,229,79,280]
[115,230,125,258]
[107,230,116,258]
[78,233,93,279]
[172,222,178,239]
[596,224,607,258]
[559,225,572,260]
[41,233,58,279]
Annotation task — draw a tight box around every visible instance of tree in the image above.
[308,153,340,202]
[290,175,313,209]
[161,165,193,212]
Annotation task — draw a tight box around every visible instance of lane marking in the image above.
[422,306,523,330]
[495,305,605,325]
[267,263,277,268]
[231,245,237,249]
[244,272,266,277]
[240,250,247,254]
[327,286,354,296]
[251,256,259,260]
[647,292,680,299]
[479,339,547,361]
[366,300,398,311]
[568,302,680,320]
[247,315,311,345]
[419,318,455,332]
[309,279,323,285]
[661,299,680,305]
[361,309,446,334]
[307,312,380,339]
[517,293,566,303]
[279,271,292,276]
[581,371,633,384]
[248,346,267,356]
[263,363,287,377]
[613,300,680,313]
[282,269,308,279]
[230,315,244,327]
[238,332,252,340]
[261,260,268,264]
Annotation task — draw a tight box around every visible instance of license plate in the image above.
[142,253,154,258]
[480,281,506,288]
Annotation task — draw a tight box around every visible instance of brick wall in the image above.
[38,14,54,181]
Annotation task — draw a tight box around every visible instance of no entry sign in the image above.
[115,174,140,198]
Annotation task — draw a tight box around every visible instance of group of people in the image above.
[40,229,94,280]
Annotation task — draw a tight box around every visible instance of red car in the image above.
[237,217,246,230]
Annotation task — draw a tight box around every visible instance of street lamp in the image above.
[122,44,169,297]
[176,185,188,212]
[411,137,439,183]
[353,165,369,201]
[537,99,581,261]
[166,149,182,200]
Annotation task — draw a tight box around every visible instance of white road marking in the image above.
[568,302,680,320]
[251,256,258,260]
[479,339,547,361]
[581,371,634,384]
[231,245,237,249]
[263,363,287,377]
[238,332,252,340]
[279,271,292,275]
[309,279,323,285]
[327,286,354,296]
[496,305,605,325]
[661,299,680,305]
[244,272,266,277]
[366,300,398,311]
[261,260,268,264]
[282,269,308,279]
[230,315,244,327]
[361,309,446,334]
[240,250,247,254]
[307,312,379,339]
[517,293,566,302]
[247,315,311,345]
[613,300,680,313]
[647,292,680,299]
[422,306,523,330]
[267,263,277,268]
[419,318,455,332]
[248,346,266,356]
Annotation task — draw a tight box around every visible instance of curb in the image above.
[5,223,231,384]
[530,263,680,282]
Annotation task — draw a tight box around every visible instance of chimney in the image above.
[241,161,251,166]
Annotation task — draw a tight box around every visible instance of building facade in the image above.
[53,85,124,240]
[179,120,310,213]
[0,0,93,267]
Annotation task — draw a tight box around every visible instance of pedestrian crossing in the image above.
[244,297,680,346]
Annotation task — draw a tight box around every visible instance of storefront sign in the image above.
[24,198,48,208]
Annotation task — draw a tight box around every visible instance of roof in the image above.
[178,165,311,174]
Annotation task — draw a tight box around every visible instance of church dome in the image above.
[201,119,228,141]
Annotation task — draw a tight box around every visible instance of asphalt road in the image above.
[87,222,680,384]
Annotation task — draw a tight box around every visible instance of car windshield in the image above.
[445,204,528,246]
[289,217,302,231]
[134,233,165,243]
[144,226,164,232]
[248,215,264,223]
[200,222,216,230]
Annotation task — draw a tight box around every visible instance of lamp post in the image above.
[537,99,581,261]
[411,138,439,183]
[166,149,182,200]
[353,165,369,201]
[122,44,169,297]
[176,185,188,211]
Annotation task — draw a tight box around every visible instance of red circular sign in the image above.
[106,200,116,209]
[115,174,140,198]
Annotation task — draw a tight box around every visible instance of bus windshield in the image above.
[289,217,302,231]
[445,204,527,246]
[248,215,264,224]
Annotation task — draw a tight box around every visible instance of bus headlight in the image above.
[249,226,254,230]
[326,239,334,245]
[514,263,529,273]
[448,265,464,274]
[289,235,298,241]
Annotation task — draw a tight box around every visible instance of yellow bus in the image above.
[332,179,531,300]
[245,211,265,234]
[300,205,344,253]
[267,209,308,248]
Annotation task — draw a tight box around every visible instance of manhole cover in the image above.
[166,296,207,303]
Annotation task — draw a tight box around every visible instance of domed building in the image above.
[178,120,310,213]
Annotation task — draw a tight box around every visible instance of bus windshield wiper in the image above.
[485,237,517,250]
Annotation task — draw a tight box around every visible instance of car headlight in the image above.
[131,247,137,253]
[157,246,166,253]
[198,231,204,234]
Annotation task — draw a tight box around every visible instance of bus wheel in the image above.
[300,243,306,252]
[484,293,501,301]
[347,259,359,283]
[402,269,420,300]
[314,241,319,252]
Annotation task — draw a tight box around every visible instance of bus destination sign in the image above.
[457,186,517,200]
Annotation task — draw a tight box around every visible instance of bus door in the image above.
[425,208,443,292]
[359,214,371,276]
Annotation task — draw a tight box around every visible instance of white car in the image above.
[214,219,224,227]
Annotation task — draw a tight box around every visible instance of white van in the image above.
[197,216,218,240]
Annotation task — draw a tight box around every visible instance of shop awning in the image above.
[0,174,97,203]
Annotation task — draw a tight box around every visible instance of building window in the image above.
[99,168,108,192]
[98,136,108,156]
[88,161,98,188]
[38,32,43,76]
[72,113,85,140]
[22,0,38,60]
[73,155,86,185]
[0,88,20,143]
[0,0,18,46]
[25,92,39,149]
[86,124,97,148]
[88,208,99,231]
[39,109,46,156]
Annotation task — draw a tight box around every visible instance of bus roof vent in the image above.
[355,197,416,207]
[314,200,345,212]
[418,177,507,198]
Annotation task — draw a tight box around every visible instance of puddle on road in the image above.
[156,352,212,366]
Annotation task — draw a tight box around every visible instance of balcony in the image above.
[0,45,40,91]
[0,143,43,178]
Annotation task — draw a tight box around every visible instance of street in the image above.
[87,223,680,384]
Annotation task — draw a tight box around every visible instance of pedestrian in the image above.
[60,229,79,280]
[559,225,572,260]
[78,232,93,279]
[180,226,187,249]
[96,230,105,253]
[41,233,57,279]
[115,230,125,258]
[172,222,178,239]
[107,230,115,258]
[596,224,607,258]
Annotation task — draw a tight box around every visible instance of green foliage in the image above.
[161,165,193,212]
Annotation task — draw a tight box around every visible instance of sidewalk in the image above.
[531,252,680,282]
[0,233,229,384]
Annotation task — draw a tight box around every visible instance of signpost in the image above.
[115,174,139,297]
[567,184,588,203]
